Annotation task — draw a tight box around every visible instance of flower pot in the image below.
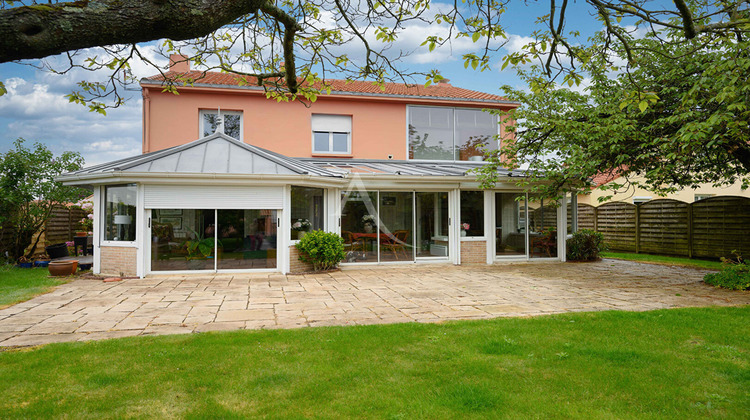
[34,260,50,268]
[48,260,78,276]
[364,224,373,233]
[461,230,467,237]
[297,230,307,240]
[45,243,69,259]
[17,262,33,269]
[75,231,88,237]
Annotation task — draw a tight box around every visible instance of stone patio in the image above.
[1,259,748,347]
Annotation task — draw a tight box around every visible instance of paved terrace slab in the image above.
[1,260,748,347]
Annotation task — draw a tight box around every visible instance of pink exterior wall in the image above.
[142,85,515,160]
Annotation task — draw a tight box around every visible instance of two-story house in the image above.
[59,55,571,277]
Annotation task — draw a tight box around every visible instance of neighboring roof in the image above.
[590,167,628,187]
[141,70,517,105]
[63,133,342,178]
[303,158,526,178]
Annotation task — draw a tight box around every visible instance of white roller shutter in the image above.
[312,114,351,132]
[144,185,283,209]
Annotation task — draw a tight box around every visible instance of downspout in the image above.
[142,88,151,153]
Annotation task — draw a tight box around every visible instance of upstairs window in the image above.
[409,106,499,161]
[200,109,242,140]
[312,114,351,154]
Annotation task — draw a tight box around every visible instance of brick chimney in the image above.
[168,54,190,73]
[437,78,451,86]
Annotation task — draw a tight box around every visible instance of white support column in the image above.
[280,185,291,274]
[328,187,341,235]
[484,190,494,265]
[136,184,146,278]
[136,184,146,277]
[93,186,102,275]
[558,195,567,262]
[449,189,460,265]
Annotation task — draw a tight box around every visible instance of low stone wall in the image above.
[289,245,314,274]
[460,240,487,264]
[99,246,138,277]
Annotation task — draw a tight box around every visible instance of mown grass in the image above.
[0,267,71,309]
[1,306,748,418]
[602,252,724,270]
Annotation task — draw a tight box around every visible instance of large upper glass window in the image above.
[290,186,325,240]
[200,110,242,140]
[409,106,499,161]
[312,114,351,154]
[104,184,137,242]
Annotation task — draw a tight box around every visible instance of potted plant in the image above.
[292,219,312,239]
[362,214,376,233]
[461,223,470,236]
[183,227,221,269]
[74,199,94,236]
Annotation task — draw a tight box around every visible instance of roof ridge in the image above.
[141,70,516,103]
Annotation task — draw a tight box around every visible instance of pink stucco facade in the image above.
[142,84,515,160]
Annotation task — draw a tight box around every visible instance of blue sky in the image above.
[0,1,601,167]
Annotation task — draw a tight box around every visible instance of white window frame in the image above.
[100,184,138,246]
[311,114,352,155]
[405,105,501,162]
[199,109,243,141]
[312,131,351,155]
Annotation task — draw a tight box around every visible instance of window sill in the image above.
[311,153,353,158]
[100,241,138,248]
[460,237,487,241]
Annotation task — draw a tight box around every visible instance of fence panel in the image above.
[45,205,87,245]
[595,202,636,252]
[638,199,690,256]
[577,204,596,230]
[580,196,750,259]
[692,196,750,259]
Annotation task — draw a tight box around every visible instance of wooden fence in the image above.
[0,205,87,258]
[578,196,750,259]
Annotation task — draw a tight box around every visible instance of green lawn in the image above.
[0,267,71,309]
[602,252,724,270]
[1,306,748,418]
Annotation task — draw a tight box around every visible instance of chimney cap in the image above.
[436,78,451,85]
[168,54,190,73]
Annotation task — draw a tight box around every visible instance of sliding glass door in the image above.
[150,208,278,272]
[217,209,277,269]
[341,192,378,263]
[341,191,450,264]
[416,192,450,258]
[379,192,414,262]
[495,193,527,257]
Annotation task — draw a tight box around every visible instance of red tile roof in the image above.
[143,70,514,103]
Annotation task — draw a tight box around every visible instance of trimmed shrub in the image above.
[704,254,750,290]
[294,230,346,271]
[566,229,606,261]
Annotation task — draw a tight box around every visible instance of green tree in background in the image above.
[0,139,88,262]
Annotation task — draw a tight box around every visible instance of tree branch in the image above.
[0,0,269,63]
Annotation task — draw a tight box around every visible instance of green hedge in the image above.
[294,230,345,272]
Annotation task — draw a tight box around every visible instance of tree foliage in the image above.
[1,1,749,195]
[476,25,750,199]
[0,139,87,262]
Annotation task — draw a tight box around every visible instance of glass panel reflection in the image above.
[416,192,450,258]
[151,209,215,271]
[495,193,526,256]
[217,209,277,269]
[379,192,414,262]
[341,191,378,263]
[528,196,558,258]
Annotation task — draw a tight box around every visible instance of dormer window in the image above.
[408,106,499,161]
[200,109,243,140]
[312,114,351,154]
